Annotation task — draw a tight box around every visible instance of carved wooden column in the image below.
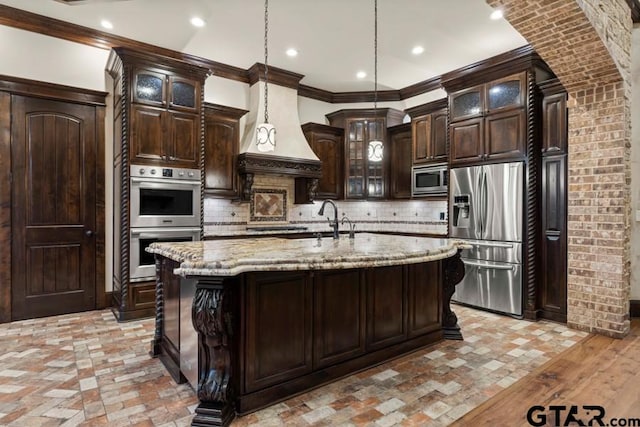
[191,278,236,427]
[150,255,164,356]
[442,250,465,340]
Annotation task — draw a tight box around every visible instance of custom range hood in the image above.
[237,63,322,201]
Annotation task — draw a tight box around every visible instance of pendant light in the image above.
[256,0,276,152]
[368,0,383,163]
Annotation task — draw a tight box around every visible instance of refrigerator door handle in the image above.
[481,167,488,237]
[463,260,515,271]
[468,241,514,249]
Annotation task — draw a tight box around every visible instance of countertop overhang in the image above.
[147,233,469,277]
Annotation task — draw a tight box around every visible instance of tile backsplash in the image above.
[204,178,448,236]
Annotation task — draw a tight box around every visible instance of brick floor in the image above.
[0,306,586,426]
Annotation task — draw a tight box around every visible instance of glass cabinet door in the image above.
[450,86,483,121]
[133,71,165,106]
[346,121,365,198]
[366,119,385,198]
[169,77,197,110]
[486,72,525,113]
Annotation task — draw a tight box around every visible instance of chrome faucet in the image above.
[341,216,356,239]
[318,200,339,239]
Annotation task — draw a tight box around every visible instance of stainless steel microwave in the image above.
[411,164,448,196]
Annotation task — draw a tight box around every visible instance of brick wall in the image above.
[486,0,632,337]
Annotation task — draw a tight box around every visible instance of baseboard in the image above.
[97,291,113,310]
[631,300,640,318]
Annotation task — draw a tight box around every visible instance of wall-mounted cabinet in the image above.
[326,108,404,199]
[448,72,527,165]
[301,123,344,200]
[203,103,248,199]
[129,68,202,169]
[406,99,448,165]
[388,123,412,199]
[541,89,567,155]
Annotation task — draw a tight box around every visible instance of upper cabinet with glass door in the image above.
[448,71,527,165]
[450,72,526,122]
[132,69,199,112]
[326,108,404,200]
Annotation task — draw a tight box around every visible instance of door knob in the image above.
[85,230,94,237]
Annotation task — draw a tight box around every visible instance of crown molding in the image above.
[246,63,304,89]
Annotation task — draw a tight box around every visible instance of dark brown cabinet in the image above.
[538,79,568,323]
[406,99,448,166]
[540,155,567,323]
[129,68,201,168]
[366,266,407,350]
[541,91,567,154]
[153,256,450,420]
[327,109,404,199]
[388,123,412,199]
[407,262,441,337]
[106,47,209,321]
[448,72,527,165]
[313,269,365,368]
[130,105,199,167]
[203,103,248,198]
[301,123,344,200]
[245,271,313,393]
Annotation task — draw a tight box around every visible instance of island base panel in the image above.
[236,328,442,415]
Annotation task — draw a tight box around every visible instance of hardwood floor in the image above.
[453,319,640,426]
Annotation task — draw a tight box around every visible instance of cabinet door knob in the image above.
[169,156,176,161]
[85,230,94,237]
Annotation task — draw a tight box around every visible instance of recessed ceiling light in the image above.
[286,48,298,57]
[412,46,425,55]
[490,9,504,20]
[190,17,206,28]
[100,19,113,30]
[356,71,367,79]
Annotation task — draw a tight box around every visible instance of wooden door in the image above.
[11,96,97,320]
[313,270,365,369]
[167,111,199,168]
[389,124,412,199]
[542,92,567,155]
[308,132,343,200]
[204,114,239,197]
[450,117,484,165]
[412,114,431,164]
[484,108,526,161]
[540,155,567,323]
[431,110,448,161]
[366,265,406,350]
[131,105,164,164]
[244,272,313,393]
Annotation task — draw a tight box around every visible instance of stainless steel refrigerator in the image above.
[449,161,523,317]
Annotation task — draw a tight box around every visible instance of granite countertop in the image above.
[147,233,468,277]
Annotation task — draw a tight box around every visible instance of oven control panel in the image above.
[130,165,200,181]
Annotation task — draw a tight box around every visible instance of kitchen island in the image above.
[147,233,466,427]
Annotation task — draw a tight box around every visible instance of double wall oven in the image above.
[129,165,201,282]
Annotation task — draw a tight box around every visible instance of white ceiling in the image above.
[0,0,528,92]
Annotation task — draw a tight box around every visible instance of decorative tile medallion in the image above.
[249,189,287,222]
